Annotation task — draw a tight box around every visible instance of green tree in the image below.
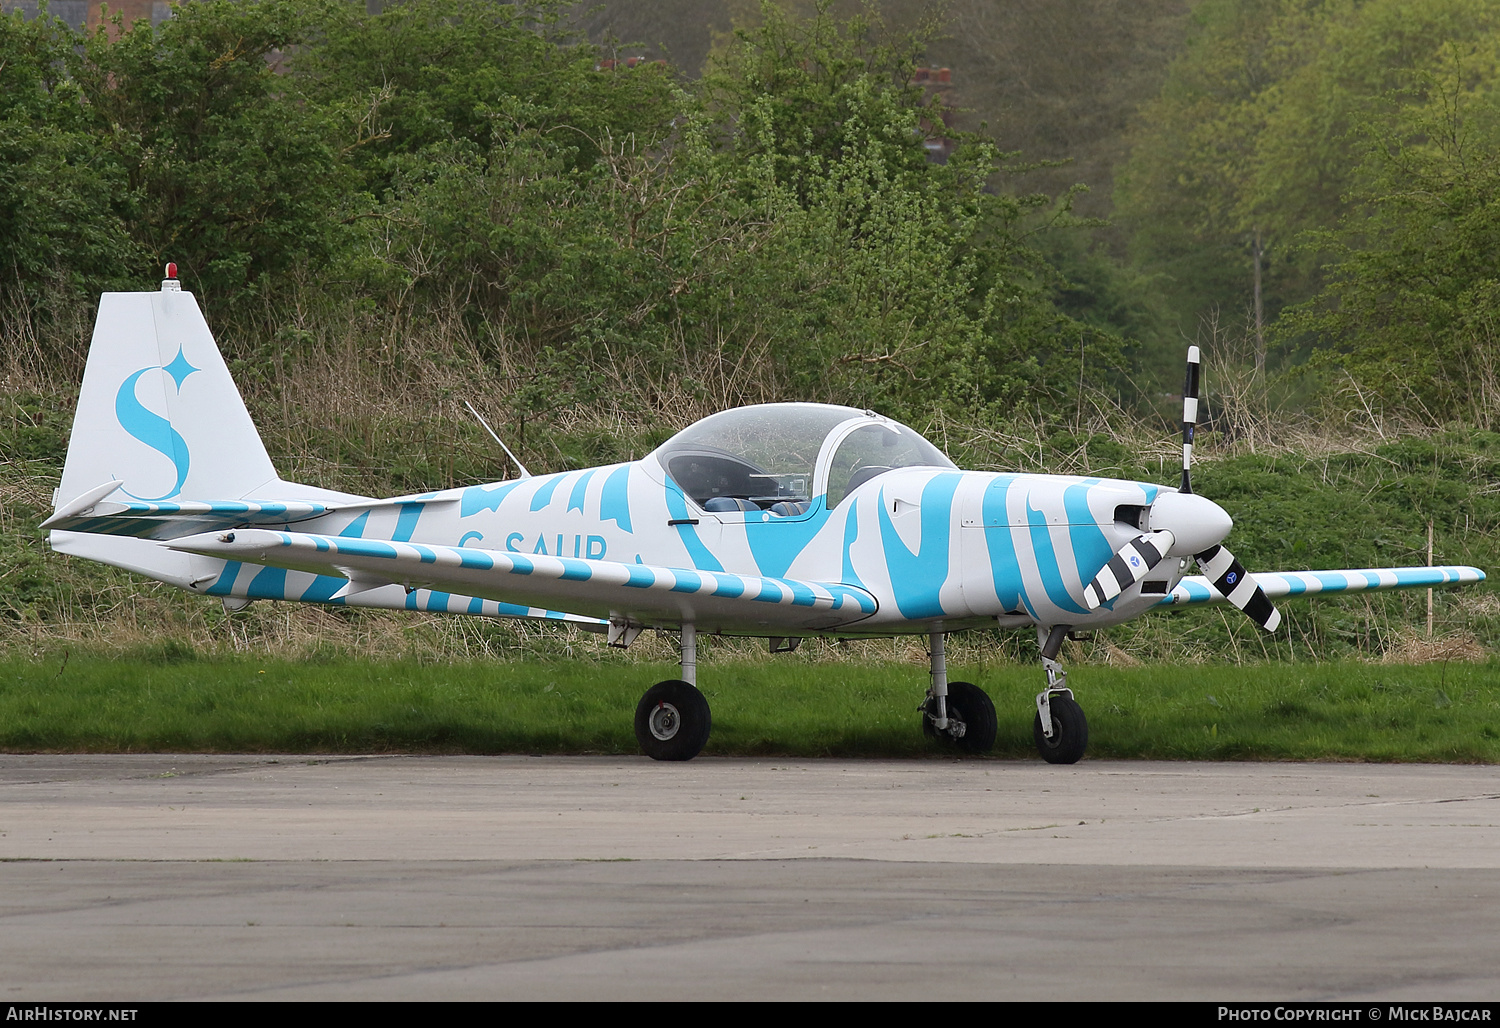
[1283,49,1500,425]
[1116,0,1500,380]
[292,0,680,197]
[0,6,137,314]
[71,0,349,312]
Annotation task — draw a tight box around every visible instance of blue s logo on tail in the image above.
[114,347,199,501]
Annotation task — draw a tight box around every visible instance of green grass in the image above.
[1,653,1496,761]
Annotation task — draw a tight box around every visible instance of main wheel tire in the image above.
[922,681,997,755]
[1033,694,1088,764]
[634,679,712,761]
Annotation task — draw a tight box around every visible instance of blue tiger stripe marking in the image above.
[670,570,702,593]
[529,475,565,511]
[393,503,424,543]
[1025,498,1088,616]
[826,585,877,614]
[567,469,596,513]
[457,550,494,570]
[247,566,288,599]
[334,539,399,560]
[876,473,961,619]
[600,466,633,533]
[782,579,817,607]
[558,558,594,581]
[339,511,370,538]
[300,573,350,605]
[460,481,522,517]
[1062,479,1115,591]
[664,482,724,572]
[1180,579,1213,602]
[711,575,745,599]
[205,561,243,596]
[754,580,784,603]
[979,477,1033,618]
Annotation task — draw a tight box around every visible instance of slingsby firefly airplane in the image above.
[45,272,1486,762]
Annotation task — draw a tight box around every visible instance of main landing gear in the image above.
[920,630,998,755]
[1033,625,1088,764]
[627,622,1088,764]
[633,622,713,761]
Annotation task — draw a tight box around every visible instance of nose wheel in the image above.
[1034,625,1089,764]
[1034,692,1088,764]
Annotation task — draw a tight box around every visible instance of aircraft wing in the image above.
[166,529,879,633]
[1161,565,1485,607]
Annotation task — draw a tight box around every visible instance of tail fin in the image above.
[56,279,278,509]
[47,278,366,590]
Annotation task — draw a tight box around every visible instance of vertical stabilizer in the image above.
[57,283,278,508]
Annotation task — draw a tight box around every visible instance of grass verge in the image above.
[1,653,1496,761]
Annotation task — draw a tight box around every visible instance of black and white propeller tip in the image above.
[1195,543,1282,632]
[1181,344,1200,494]
[1083,530,1175,610]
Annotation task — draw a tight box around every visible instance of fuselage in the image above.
[218,455,1193,635]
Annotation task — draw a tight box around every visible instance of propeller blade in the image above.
[1195,544,1282,632]
[1181,345,1200,495]
[1083,530,1176,609]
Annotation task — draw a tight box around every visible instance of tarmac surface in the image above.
[1,754,1498,1000]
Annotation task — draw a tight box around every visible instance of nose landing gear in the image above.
[1034,625,1088,764]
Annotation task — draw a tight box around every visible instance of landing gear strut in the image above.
[920,630,997,755]
[634,623,712,761]
[1034,625,1088,764]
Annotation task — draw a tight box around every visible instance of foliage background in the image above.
[1,0,1496,669]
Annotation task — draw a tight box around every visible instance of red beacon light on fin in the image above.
[162,262,181,292]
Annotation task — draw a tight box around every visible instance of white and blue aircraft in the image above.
[44,272,1487,761]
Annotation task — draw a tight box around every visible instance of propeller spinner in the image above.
[1083,346,1281,632]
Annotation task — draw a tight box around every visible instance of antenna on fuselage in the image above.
[463,399,532,479]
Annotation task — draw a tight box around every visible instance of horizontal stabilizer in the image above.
[43,497,336,540]
[166,529,879,632]
[1161,565,1486,607]
[42,488,464,541]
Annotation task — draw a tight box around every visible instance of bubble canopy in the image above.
[651,403,955,512]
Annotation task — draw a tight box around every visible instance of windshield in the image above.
[824,422,955,508]
[653,403,955,511]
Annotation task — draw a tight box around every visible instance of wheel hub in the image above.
[649,701,681,741]
[944,710,967,739]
